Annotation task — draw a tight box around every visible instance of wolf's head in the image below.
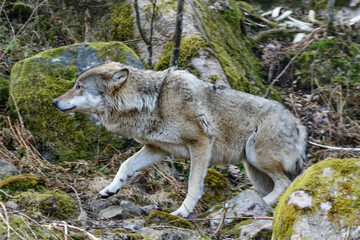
[52,63,130,114]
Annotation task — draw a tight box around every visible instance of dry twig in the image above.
[189,216,273,221]
[47,222,100,240]
[0,189,19,199]
[309,141,360,151]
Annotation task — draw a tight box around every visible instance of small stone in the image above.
[141,205,158,216]
[0,160,18,179]
[5,201,18,210]
[120,219,145,231]
[120,200,142,216]
[99,206,125,220]
[90,199,106,213]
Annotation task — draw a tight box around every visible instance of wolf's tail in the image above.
[244,122,308,196]
[284,123,308,181]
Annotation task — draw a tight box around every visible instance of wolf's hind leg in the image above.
[262,171,291,205]
[99,144,167,198]
[243,161,273,196]
[171,137,214,217]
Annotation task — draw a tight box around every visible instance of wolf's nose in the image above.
[52,99,58,107]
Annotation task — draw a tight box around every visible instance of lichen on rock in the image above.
[272,158,360,240]
[9,42,143,161]
[16,189,79,219]
[202,168,230,205]
[0,173,44,192]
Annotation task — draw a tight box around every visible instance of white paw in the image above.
[98,183,121,198]
[171,206,191,218]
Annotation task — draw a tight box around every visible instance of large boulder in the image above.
[134,0,264,93]
[9,42,143,161]
[272,158,360,240]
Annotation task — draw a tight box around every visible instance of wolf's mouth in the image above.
[60,106,77,112]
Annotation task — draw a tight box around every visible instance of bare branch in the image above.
[170,0,185,67]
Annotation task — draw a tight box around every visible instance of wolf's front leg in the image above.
[99,144,167,198]
[171,137,214,217]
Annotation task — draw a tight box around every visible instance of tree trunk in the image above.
[134,0,154,69]
[170,0,185,67]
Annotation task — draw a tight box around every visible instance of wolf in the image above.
[53,62,307,217]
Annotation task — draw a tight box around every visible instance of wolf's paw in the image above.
[171,206,191,218]
[98,184,120,198]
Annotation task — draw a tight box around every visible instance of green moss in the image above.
[273,158,360,240]
[155,35,207,71]
[0,174,44,191]
[105,3,134,42]
[16,189,79,219]
[194,0,263,93]
[0,76,9,108]
[145,210,195,230]
[92,41,140,63]
[202,168,230,204]
[9,42,141,161]
[295,38,360,90]
[209,75,222,84]
[11,2,31,19]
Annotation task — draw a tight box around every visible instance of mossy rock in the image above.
[16,189,79,219]
[273,158,360,240]
[155,34,207,71]
[0,173,44,192]
[145,210,195,230]
[193,0,264,94]
[9,42,143,161]
[202,168,230,205]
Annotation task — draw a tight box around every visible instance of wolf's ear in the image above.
[112,68,129,84]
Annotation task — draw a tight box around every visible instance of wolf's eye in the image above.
[76,85,81,90]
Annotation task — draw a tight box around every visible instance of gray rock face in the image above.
[0,160,18,179]
[207,189,272,229]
